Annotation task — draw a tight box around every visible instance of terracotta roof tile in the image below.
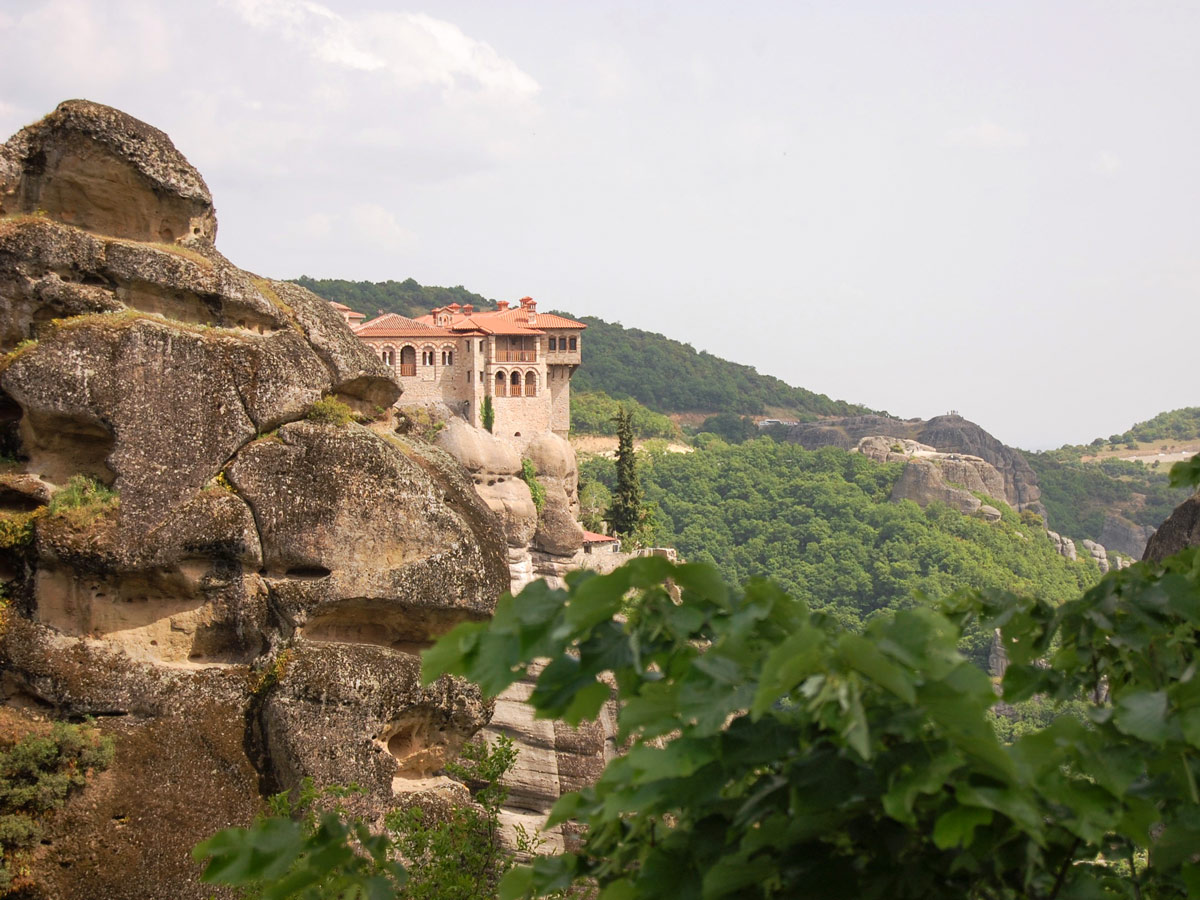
[354,313,452,338]
[581,530,617,543]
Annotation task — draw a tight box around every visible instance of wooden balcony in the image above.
[495,350,537,363]
[397,364,416,376]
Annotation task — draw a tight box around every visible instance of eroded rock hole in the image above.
[301,601,474,654]
[284,566,332,579]
[381,716,452,780]
[19,408,115,486]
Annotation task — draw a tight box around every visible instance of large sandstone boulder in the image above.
[525,432,585,556]
[1143,494,1200,562]
[0,101,507,899]
[0,99,217,243]
[437,419,537,548]
[890,459,984,516]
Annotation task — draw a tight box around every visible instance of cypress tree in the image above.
[481,394,495,433]
[607,406,642,537]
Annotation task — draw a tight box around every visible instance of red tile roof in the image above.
[581,530,617,543]
[354,313,451,338]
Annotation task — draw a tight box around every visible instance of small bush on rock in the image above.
[307,397,356,426]
[0,722,114,892]
[45,475,117,529]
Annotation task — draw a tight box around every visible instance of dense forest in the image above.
[1025,453,1187,543]
[579,437,1100,665]
[292,276,496,319]
[563,315,872,419]
[570,391,678,439]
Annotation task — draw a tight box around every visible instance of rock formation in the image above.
[1099,513,1157,560]
[0,101,509,899]
[788,414,1045,518]
[854,436,1008,519]
[1143,494,1200,562]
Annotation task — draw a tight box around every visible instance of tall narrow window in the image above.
[569,337,577,350]
[525,371,537,397]
[510,371,522,397]
[495,371,507,397]
[549,337,557,351]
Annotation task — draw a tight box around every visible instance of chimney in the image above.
[463,304,474,315]
[497,300,509,311]
[519,296,533,309]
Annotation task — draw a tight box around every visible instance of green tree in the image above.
[606,406,642,538]
[481,395,495,434]
[578,480,611,533]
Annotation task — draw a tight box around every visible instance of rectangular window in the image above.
[569,337,577,350]
[549,337,557,351]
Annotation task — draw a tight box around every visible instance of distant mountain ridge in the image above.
[289,277,874,421]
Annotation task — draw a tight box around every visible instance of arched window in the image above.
[510,371,522,397]
[494,371,507,397]
[421,346,435,366]
[381,346,395,366]
[441,347,454,366]
[524,370,537,397]
[398,346,416,376]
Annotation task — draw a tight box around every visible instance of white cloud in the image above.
[346,203,417,252]
[220,0,539,99]
[1091,151,1121,175]
[945,119,1030,150]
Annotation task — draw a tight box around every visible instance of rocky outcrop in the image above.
[526,432,585,558]
[870,436,1010,520]
[1143,495,1200,562]
[789,413,1045,518]
[891,459,987,516]
[1047,530,1078,561]
[0,101,507,899]
[0,99,216,243]
[1100,513,1157,560]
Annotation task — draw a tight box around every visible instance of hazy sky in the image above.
[2,1,1197,450]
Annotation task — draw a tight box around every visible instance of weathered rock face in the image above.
[856,435,1010,517]
[1100,513,1157,560]
[1143,495,1200,562]
[1047,530,1078,562]
[0,101,507,899]
[0,99,217,243]
[789,413,1045,518]
[525,432,585,558]
[890,459,986,516]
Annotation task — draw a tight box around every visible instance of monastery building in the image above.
[335,297,586,443]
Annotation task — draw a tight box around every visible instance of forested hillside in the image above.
[1025,454,1187,544]
[1045,407,1200,458]
[579,437,1100,664]
[564,316,872,419]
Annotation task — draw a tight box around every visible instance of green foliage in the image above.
[570,391,677,439]
[520,459,546,513]
[578,480,612,533]
[307,397,356,426]
[580,438,1098,665]
[0,508,43,549]
[1026,452,1188,543]
[45,474,118,529]
[1105,407,1200,448]
[423,545,1200,900]
[481,395,495,434]
[564,314,872,419]
[606,407,643,540]
[0,722,114,891]
[291,277,496,321]
[1169,452,1200,490]
[697,412,759,444]
[195,739,528,900]
[385,738,528,900]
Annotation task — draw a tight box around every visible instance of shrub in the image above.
[0,722,114,891]
[45,475,118,529]
[307,396,356,426]
[520,459,546,513]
